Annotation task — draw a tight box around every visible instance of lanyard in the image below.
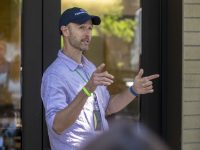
[75,69,89,83]
[75,67,103,131]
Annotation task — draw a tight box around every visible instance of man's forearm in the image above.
[53,88,89,134]
[106,88,136,116]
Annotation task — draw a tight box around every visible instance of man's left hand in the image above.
[133,69,159,95]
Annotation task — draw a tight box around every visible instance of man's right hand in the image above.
[85,63,114,93]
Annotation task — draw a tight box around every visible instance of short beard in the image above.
[68,32,88,52]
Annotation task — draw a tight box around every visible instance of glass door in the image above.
[0,0,22,149]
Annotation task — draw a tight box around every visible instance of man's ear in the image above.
[60,25,69,36]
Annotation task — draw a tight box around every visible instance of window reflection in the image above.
[0,0,21,149]
[61,0,140,122]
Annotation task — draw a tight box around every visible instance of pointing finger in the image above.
[96,71,114,79]
[146,74,160,81]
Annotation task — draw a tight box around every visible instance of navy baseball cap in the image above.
[59,7,101,33]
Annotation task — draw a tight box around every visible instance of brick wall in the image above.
[183,0,200,149]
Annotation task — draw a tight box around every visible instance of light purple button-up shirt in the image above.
[41,50,110,150]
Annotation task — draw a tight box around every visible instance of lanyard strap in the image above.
[75,68,104,131]
[75,69,92,96]
[75,69,89,83]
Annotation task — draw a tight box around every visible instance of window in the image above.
[0,0,22,149]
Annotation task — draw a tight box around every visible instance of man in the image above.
[41,7,159,150]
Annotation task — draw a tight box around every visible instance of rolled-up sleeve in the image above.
[41,73,69,131]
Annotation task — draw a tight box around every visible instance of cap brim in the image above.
[91,16,101,25]
[71,15,101,25]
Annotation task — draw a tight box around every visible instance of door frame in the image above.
[22,0,43,149]
[22,0,60,149]
[140,0,182,149]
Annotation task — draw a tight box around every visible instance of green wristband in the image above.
[82,87,92,97]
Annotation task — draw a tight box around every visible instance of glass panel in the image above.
[0,0,22,149]
[61,0,141,122]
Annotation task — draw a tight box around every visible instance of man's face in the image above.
[67,20,93,51]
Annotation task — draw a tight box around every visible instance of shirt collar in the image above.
[57,50,88,71]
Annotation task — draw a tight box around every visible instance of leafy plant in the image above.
[94,15,136,43]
